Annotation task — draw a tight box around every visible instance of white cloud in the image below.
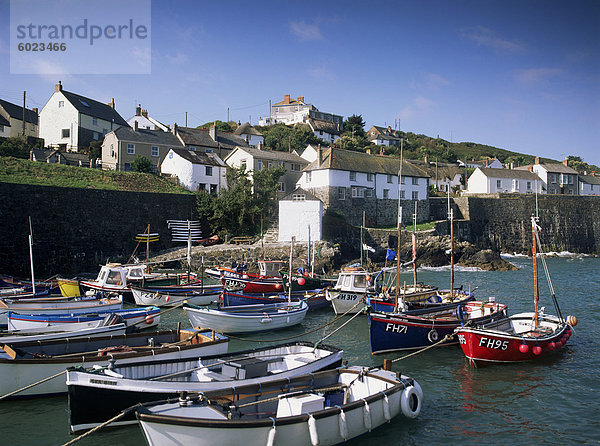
[398,96,435,121]
[289,21,324,42]
[515,67,562,84]
[166,52,188,65]
[461,26,524,52]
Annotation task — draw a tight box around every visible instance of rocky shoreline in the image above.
[149,234,517,273]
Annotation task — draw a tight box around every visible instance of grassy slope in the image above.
[0,157,192,194]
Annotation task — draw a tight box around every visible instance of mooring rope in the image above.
[0,369,67,400]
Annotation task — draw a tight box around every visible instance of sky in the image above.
[1,0,599,165]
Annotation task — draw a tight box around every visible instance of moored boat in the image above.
[131,285,220,307]
[67,341,344,433]
[222,289,329,310]
[136,366,423,446]
[184,301,309,334]
[0,328,229,398]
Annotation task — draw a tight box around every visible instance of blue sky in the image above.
[1,0,599,165]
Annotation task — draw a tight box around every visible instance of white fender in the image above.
[401,386,422,419]
[363,400,372,431]
[308,414,319,446]
[382,394,391,421]
[266,425,276,446]
[338,408,348,440]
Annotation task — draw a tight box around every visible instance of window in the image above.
[412,191,419,200]
[0,125,4,132]
[168,152,173,159]
[412,177,418,185]
[568,189,574,194]
[496,180,502,188]
[206,148,213,153]
[151,146,159,157]
[205,166,213,176]
[198,184,206,191]
[189,146,197,151]
[278,182,285,192]
[240,159,246,170]
[366,188,373,198]
[292,194,306,201]
[93,132,99,140]
[61,128,70,138]
[401,177,405,184]
[306,171,312,182]
[210,184,217,194]
[278,161,284,167]
[367,173,374,182]
[127,143,135,154]
[352,187,364,198]
[387,174,393,183]
[268,161,273,169]
[350,171,357,181]
[569,175,573,185]
[383,189,389,199]
[527,181,532,190]
[400,190,406,199]
[92,118,98,126]
[338,187,345,200]
[551,174,557,183]
[291,163,301,171]
[58,101,64,108]
[513,179,519,191]
[103,129,108,136]
[124,163,131,171]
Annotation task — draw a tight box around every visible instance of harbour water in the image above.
[0,256,598,445]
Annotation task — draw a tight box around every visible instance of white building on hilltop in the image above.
[466,167,542,194]
[259,94,343,132]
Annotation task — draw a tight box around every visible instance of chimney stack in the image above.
[136,104,142,116]
[562,158,569,166]
[141,109,148,118]
[32,107,38,115]
[379,146,384,155]
[172,123,177,135]
[424,153,429,165]
[257,140,264,150]
[209,122,217,141]
[528,163,533,172]
[55,81,63,92]
[284,94,291,104]
[534,156,540,165]
[366,148,371,155]
[108,98,115,108]
[297,95,304,103]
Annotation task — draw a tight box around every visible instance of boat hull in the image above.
[222,290,329,310]
[369,301,508,354]
[67,342,343,432]
[184,302,309,334]
[131,286,220,307]
[456,313,572,366]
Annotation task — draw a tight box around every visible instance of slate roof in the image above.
[515,163,578,174]
[305,147,430,178]
[0,114,10,126]
[113,126,183,146]
[176,127,249,150]
[477,167,540,180]
[410,160,464,181]
[579,174,600,185]
[61,90,128,126]
[227,146,308,164]
[170,148,225,167]
[281,187,321,201]
[0,99,38,124]
[234,122,263,136]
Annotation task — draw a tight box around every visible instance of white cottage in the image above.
[161,148,227,193]
[278,188,323,242]
[579,175,600,196]
[127,104,169,131]
[466,167,542,194]
[39,81,128,151]
[233,122,264,148]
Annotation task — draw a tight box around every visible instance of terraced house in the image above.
[296,147,430,227]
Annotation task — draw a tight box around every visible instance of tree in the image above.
[342,114,366,138]
[0,137,31,158]
[197,120,234,133]
[131,155,154,173]
[261,123,324,152]
[89,141,102,163]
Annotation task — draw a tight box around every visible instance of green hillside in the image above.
[0,157,192,194]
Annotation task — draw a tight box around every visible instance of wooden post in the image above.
[383,359,392,371]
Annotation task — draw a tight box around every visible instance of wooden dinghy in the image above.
[67,341,343,433]
[136,366,423,446]
[0,328,228,398]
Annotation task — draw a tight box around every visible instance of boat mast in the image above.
[412,201,417,289]
[395,141,404,309]
[28,216,36,295]
[448,190,454,297]
[288,236,295,304]
[532,215,539,328]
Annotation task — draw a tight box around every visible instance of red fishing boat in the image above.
[456,216,578,367]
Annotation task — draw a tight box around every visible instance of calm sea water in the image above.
[1,256,598,445]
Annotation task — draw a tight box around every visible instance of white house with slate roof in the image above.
[173,124,250,161]
[225,146,309,199]
[127,104,169,131]
[278,188,322,242]
[514,158,579,195]
[161,148,227,193]
[579,175,600,196]
[466,167,542,194]
[39,81,128,151]
[101,123,183,172]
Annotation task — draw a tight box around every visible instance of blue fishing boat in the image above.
[221,290,329,310]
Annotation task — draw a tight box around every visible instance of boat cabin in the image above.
[258,260,285,277]
[94,264,129,288]
[334,267,372,292]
